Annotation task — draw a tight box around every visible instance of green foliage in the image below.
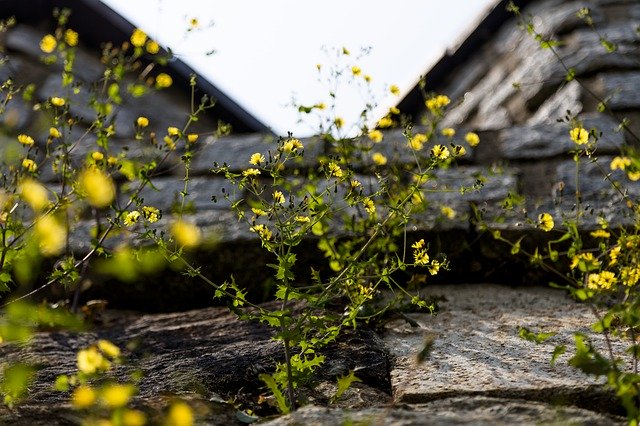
[518,327,556,344]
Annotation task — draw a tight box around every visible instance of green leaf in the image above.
[259,374,289,414]
[551,345,566,366]
[518,326,556,344]
[333,370,361,401]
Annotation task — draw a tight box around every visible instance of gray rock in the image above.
[529,80,583,125]
[600,72,640,110]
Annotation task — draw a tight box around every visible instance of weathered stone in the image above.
[529,80,583,125]
[262,397,624,426]
[600,72,640,110]
[500,113,624,160]
[4,25,47,59]
[384,284,623,412]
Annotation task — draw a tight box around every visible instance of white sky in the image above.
[100,0,497,136]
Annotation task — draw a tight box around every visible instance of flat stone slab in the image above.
[384,284,622,411]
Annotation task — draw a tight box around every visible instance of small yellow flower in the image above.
[351,66,361,76]
[49,127,62,138]
[50,97,66,107]
[136,116,149,128]
[122,409,146,426]
[426,95,450,112]
[251,208,267,217]
[166,401,194,426]
[155,73,173,89]
[40,34,57,53]
[350,180,361,189]
[328,162,343,178]
[621,266,640,286]
[250,224,273,241]
[368,130,383,143]
[587,271,617,290]
[610,156,631,170]
[465,132,480,147]
[164,136,176,150]
[364,75,372,83]
[590,229,610,239]
[107,156,118,166]
[249,153,265,165]
[145,40,160,54]
[389,85,400,95]
[413,248,430,266]
[91,151,104,161]
[377,117,393,128]
[130,28,147,47]
[18,134,35,146]
[372,152,387,166]
[242,168,261,177]
[295,215,310,223]
[282,138,303,153]
[570,252,600,270]
[570,127,589,145]
[315,102,326,110]
[187,134,198,144]
[80,168,116,208]
[72,385,97,409]
[167,127,180,136]
[35,215,66,256]
[334,117,345,129]
[19,178,49,211]
[64,29,78,46]
[97,340,121,358]
[77,347,108,375]
[363,197,375,215]
[628,171,640,181]
[389,106,400,115]
[123,211,141,226]
[22,158,37,172]
[538,212,554,232]
[441,206,456,219]
[273,191,285,204]
[412,239,425,250]
[101,384,135,408]
[441,128,455,138]
[171,220,201,248]
[452,145,466,157]
[142,206,160,223]
[431,145,450,160]
[409,134,427,151]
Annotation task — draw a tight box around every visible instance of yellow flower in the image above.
[251,208,267,217]
[249,153,265,165]
[72,385,97,409]
[136,116,149,128]
[190,18,200,28]
[77,347,109,375]
[413,248,430,266]
[377,117,393,128]
[465,132,480,147]
[145,40,160,54]
[80,168,116,208]
[40,34,57,53]
[130,28,147,47]
[98,340,121,358]
[610,156,631,170]
[123,211,141,226]
[334,117,344,129]
[372,152,387,166]
[621,266,640,286]
[425,95,450,112]
[538,213,554,232]
[282,138,303,153]
[328,162,343,178]
[167,127,180,136]
[122,409,147,426]
[569,252,600,270]
[295,215,310,223]
[409,133,427,150]
[412,239,425,249]
[187,134,198,144]
[351,66,361,76]
[609,245,621,266]
[242,168,261,177]
[101,384,135,408]
[441,206,456,219]
[315,102,326,110]
[155,73,173,89]
[590,229,610,239]
[570,127,589,145]
[389,106,400,115]
[250,224,273,241]
[171,220,201,248]
[273,191,285,204]
[50,97,66,107]
[363,197,375,215]
[628,171,640,181]
[22,158,37,172]
[441,128,455,138]
[431,145,450,160]
[452,145,466,157]
[19,178,49,211]
[142,206,160,223]
[49,127,62,138]
[164,136,176,150]
[364,74,372,83]
[166,401,194,426]
[587,271,617,290]
[35,215,66,256]
[91,151,104,161]
[18,134,34,146]
[350,179,361,189]
[389,85,400,95]
[368,130,383,143]
[64,29,78,46]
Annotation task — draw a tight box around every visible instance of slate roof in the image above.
[1,0,639,310]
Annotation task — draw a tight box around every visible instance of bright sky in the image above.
[100,0,497,136]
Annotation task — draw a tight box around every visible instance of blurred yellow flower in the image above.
[64,29,78,46]
[136,116,149,128]
[187,134,198,144]
[155,73,173,88]
[145,40,160,54]
[122,409,147,426]
[610,156,631,170]
[130,28,147,47]
[372,152,387,166]
[570,127,588,145]
[351,66,361,76]
[80,168,116,208]
[101,384,135,408]
[98,340,121,358]
[22,158,37,172]
[441,206,456,219]
[35,215,66,256]
[282,138,303,153]
[426,95,450,112]
[40,34,57,53]
[590,229,610,239]
[49,127,62,138]
[166,401,194,426]
[167,127,180,136]
[273,191,285,204]
[249,153,265,165]
[91,151,104,161]
[72,385,96,409]
[77,347,109,375]
[377,117,393,128]
[328,162,343,177]
[171,220,201,248]
[363,197,375,215]
[50,97,66,107]
[18,134,34,146]
[142,206,160,223]
[242,168,261,177]
[441,128,455,138]
[250,224,272,241]
[389,85,400,95]
[368,130,383,143]
[409,134,427,150]
[465,132,480,147]
[19,178,49,211]
[431,145,450,160]
[123,211,141,226]
[334,117,344,129]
